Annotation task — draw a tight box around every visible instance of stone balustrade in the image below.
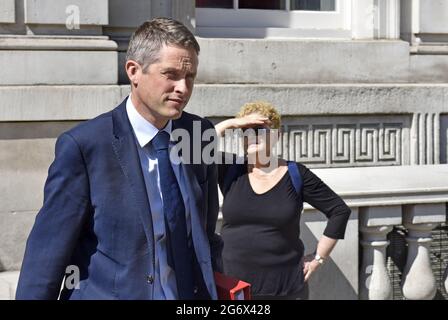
[305,164,448,300]
[1,0,448,301]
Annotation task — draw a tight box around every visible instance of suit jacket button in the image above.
[147,275,154,284]
[193,286,199,294]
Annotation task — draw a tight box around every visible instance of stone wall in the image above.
[1,0,448,299]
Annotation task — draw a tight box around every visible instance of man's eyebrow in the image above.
[161,67,196,76]
[161,67,179,72]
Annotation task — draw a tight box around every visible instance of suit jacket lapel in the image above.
[173,117,217,299]
[181,161,217,298]
[111,99,155,264]
[172,117,205,228]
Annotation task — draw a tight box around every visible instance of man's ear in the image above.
[125,60,141,87]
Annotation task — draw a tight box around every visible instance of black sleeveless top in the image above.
[218,159,351,297]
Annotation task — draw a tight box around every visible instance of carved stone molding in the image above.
[215,113,447,168]
[410,113,440,165]
[280,115,410,168]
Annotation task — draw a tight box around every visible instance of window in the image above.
[197,0,335,11]
[196,0,233,9]
[291,0,336,11]
[196,0,351,39]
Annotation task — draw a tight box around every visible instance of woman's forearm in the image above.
[303,235,339,281]
[215,114,271,137]
[315,235,338,259]
[215,119,237,137]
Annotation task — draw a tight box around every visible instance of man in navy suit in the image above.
[16,17,223,300]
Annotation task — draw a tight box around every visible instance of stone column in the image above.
[352,0,400,39]
[359,205,402,300]
[410,113,440,165]
[171,0,196,32]
[401,0,448,45]
[401,204,446,300]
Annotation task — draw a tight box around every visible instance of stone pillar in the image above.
[410,113,440,165]
[171,0,196,32]
[401,1,448,82]
[401,0,448,45]
[352,0,400,39]
[360,225,393,300]
[359,205,402,300]
[401,204,446,300]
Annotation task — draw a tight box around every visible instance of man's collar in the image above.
[126,94,172,148]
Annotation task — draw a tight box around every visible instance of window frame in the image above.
[196,0,352,39]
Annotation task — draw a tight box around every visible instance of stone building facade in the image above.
[0,0,447,299]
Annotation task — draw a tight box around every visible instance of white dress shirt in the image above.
[126,95,191,300]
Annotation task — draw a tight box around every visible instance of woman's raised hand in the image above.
[215,114,271,136]
[232,114,271,129]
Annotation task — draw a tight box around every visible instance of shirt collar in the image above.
[126,94,172,148]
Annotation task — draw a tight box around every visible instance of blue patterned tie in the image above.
[152,130,195,299]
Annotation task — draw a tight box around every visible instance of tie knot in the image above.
[152,130,170,151]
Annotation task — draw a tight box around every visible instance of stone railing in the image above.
[307,164,448,300]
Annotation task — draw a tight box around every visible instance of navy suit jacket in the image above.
[16,98,223,300]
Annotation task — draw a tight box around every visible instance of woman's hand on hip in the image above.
[303,254,322,282]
